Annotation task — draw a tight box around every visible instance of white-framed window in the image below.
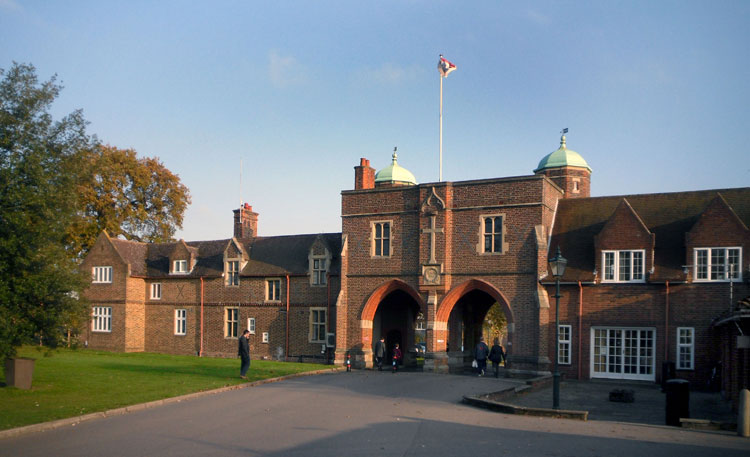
[175,309,187,336]
[92,266,112,284]
[262,332,269,343]
[310,308,327,343]
[226,260,240,286]
[225,307,239,338]
[602,250,645,282]
[372,221,391,257]
[172,259,188,274]
[247,318,256,334]
[92,306,112,332]
[150,283,162,300]
[266,278,281,302]
[591,327,655,381]
[312,257,327,285]
[481,215,505,254]
[694,247,742,282]
[677,327,694,370]
[558,325,572,365]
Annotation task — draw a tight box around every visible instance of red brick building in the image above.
[81,135,749,405]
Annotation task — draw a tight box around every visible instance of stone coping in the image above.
[462,394,589,421]
[0,366,345,440]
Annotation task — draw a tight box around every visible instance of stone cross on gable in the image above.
[421,215,444,264]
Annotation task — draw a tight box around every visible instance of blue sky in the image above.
[2,1,748,240]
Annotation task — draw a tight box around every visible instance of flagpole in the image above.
[439,72,443,182]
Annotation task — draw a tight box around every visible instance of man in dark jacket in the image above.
[374,337,386,371]
[238,329,251,378]
[489,338,506,378]
[474,337,489,376]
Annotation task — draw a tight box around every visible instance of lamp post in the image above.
[549,247,567,410]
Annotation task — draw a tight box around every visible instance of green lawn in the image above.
[0,347,332,431]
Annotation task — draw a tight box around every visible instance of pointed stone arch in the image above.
[430,279,515,358]
[361,279,425,322]
[436,279,513,324]
[359,280,426,365]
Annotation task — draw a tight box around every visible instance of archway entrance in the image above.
[436,280,513,373]
[373,289,421,367]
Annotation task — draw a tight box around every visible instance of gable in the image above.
[687,193,749,248]
[81,231,128,271]
[595,199,655,251]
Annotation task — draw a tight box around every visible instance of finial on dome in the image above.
[560,128,568,148]
[392,146,398,162]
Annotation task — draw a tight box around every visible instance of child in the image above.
[391,343,402,373]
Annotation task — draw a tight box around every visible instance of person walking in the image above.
[391,343,402,373]
[474,337,489,376]
[374,337,386,371]
[489,338,506,378]
[238,329,251,379]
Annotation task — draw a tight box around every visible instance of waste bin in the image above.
[661,361,676,391]
[665,378,689,426]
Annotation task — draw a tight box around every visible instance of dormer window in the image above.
[602,250,645,283]
[226,260,240,286]
[173,260,188,274]
[312,257,327,286]
[694,247,741,282]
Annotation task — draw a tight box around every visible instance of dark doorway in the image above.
[373,289,421,367]
[447,289,501,370]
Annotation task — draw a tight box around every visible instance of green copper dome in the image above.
[534,135,592,173]
[375,149,417,186]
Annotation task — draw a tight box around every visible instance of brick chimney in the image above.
[354,158,375,190]
[233,203,258,239]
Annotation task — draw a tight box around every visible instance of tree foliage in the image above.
[484,302,508,342]
[0,63,91,359]
[67,144,191,257]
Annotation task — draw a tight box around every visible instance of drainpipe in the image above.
[200,277,204,357]
[286,274,290,362]
[578,281,583,380]
[326,272,331,364]
[664,281,670,361]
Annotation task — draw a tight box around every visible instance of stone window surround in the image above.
[477,213,508,255]
[310,253,330,286]
[309,307,327,343]
[266,278,282,302]
[225,259,240,287]
[371,220,393,258]
[224,307,239,339]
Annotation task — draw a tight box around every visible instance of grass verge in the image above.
[1,346,331,431]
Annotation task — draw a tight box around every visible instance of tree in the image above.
[0,63,92,360]
[67,145,191,258]
[483,302,508,342]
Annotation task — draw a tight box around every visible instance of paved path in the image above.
[2,371,748,456]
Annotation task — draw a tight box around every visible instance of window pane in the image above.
[696,250,708,279]
[383,239,390,256]
[383,223,390,238]
[619,251,631,281]
[632,251,643,280]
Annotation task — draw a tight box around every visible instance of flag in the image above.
[438,55,456,77]
[561,128,568,134]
